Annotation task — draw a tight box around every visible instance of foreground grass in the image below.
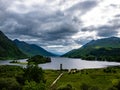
[1,65,120,90]
[45,67,120,90]
[44,70,61,89]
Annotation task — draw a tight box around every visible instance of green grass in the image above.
[45,67,120,90]
[1,65,120,90]
[44,70,61,89]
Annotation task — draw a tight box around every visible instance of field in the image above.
[45,67,120,90]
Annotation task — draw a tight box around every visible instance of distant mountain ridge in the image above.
[63,37,120,62]
[14,39,57,57]
[0,31,27,60]
[83,37,120,48]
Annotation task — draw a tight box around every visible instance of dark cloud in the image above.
[97,25,119,37]
[115,14,120,17]
[41,23,78,41]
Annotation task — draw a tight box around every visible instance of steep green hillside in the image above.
[14,39,57,57]
[63,37,120,62]
[0,31,27,60]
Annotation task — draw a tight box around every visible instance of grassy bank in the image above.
[10,60,28,65]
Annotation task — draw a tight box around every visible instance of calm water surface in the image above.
[0,57,120,70]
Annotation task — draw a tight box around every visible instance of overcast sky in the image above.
[0,0,120,54]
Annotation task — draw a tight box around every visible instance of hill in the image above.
[0,31,27,60]
[14,39,57,57]
[63,37,120,62]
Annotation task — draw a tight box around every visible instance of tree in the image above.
[57,84,73,90]
[24,63,44,83]
[22,81,45,90]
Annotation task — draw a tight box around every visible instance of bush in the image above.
[80,83,99,90]
[57,84,73,90]
[0,78,21,90]
[108,81,120,90]
[108,87,118,90]
[22,81,45,90]
[89,86,99,90]
[80,83,90,90]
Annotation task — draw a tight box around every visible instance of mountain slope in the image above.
[14,39,56,57]
[63,37,120,62]
[0,31,27,60]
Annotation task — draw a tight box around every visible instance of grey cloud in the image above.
[75,37,92,45]
[81,24,120,37]
[97,15,120,37]
[81,26,95,32]
[66,0,98,15]
[110,4,118,8]
[42,23,78,41]
[96,25,120,37]
[0,0,14,10]
[0,0,120,54]
[115,14,120,17]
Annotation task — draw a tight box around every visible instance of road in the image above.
[50,73,64,87]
